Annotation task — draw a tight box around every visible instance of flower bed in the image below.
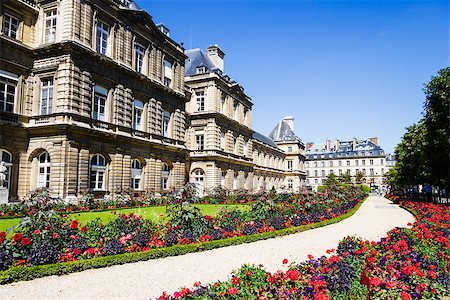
[157,200,450,300]
[0,186,366,282]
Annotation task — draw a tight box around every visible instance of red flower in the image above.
[228,287,238,295]
[369,277,383,287]
[73,248,81,255]
[0,231,6,243]
[428,270,436,279]
[13,233,23,241]
[70,220,79,229]
[400,291,411,300]
[246,271,252,277]
[307,254,314,260]
[80,226,87,233]
[232,276,240,285]
[34,229,41,235]
[21,237,31,246]
[282,258,289,264]
[52,232,59,239]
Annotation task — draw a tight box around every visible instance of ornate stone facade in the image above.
[0,0,188,200]
[184,47,306,195]
[0,0,306,201]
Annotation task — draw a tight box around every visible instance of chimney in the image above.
[325,139,331,150]
[283,116,294,131]
[207,45,225,72]
[156,23,170,37]
[306,143,314,150]
[369,137,379,145]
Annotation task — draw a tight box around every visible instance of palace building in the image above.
[305,138,390,191]
[0,0,305,201]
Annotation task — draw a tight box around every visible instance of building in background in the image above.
[305,138,389,191]
[184,46,306,195]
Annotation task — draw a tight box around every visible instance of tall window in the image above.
[221,94,226,113]
[131,159,142,190]
[135,44,145,73]
[161,163,170,190]
[329,161,333,167]
[346,160,350,166]
[196,91,205,112]
[162,111,171,137]
[362,160,366,165]
[233,173,237,190]
[321,161,325,167]
[3,14,19,39]
[40,78,53,115]
[381,168,384,175]
[96,21,109,55]
[288,179,293,189]
[370,159,374,165]
[362,169,366,176]
[90,154,106,191]
[38,152,51,188]
[370,168,374,175]
[338,161,342,166]
[314,170,318,177]
[163,60,172,87]
[192,169,204,196]
[221,171,225,187]
[339,169,342,176]
[233,101,238,120]
[0,149,12,191]
[44,8,57,43]
[287,160,293,171]
[380,159,384,165]
[93,85,107,121]
[287,146,292,153]
[220,132,225,150]
[196,134,204,150]
[133,100,143,130]
[306,170,310,176]
[321,170,325,177]
[0,73,17,112]
[355,160,359,166]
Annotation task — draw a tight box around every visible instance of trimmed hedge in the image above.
[0,196,367,285]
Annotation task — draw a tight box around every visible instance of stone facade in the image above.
[0,0,306,201]
[184,47,306,195]
[0,0,188,200]
[305,138,390,191]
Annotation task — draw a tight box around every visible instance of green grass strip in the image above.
[0,196,367,285]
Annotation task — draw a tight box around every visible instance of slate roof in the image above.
[252,132,278,148]
[268,120,300,142]
[184,49,217,76]
[306,139,385,160]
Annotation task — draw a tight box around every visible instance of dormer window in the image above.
[196,66,207,74]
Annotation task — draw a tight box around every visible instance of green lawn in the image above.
[0,204,248,233]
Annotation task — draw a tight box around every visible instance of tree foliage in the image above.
[393,68,449,189]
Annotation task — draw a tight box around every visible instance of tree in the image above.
[394,121,429,187]
[338,172,351,185]
[323,173,339,186]
[355,171,365,184]
[423,67,450,188]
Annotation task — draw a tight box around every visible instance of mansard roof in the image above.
[306,139,385,159]
[252,132,278,148]
[268,120,300,142]
[184,49,217,76]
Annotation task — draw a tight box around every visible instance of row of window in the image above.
[2,9,176,89]
[310,150,384,159]
[307,168,385,177]
[306,159,383,168]
[194,91,249,124]
[0,73,173,138]
[0,149,171,192]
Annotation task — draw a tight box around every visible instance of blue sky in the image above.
[143,0,448,153]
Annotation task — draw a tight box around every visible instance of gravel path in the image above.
[0,196,415,300]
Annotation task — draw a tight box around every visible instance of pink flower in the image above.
[34,229,41,235]
[228,287,238,295]
[52,232,59,239]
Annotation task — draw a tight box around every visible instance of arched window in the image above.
[192,168,204,196]
[90,154,106,191]
[161,163,170,190]
[37,152,51,188]
[0,149,12,191]
[131,159,143,190]
[220,170,225,187]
